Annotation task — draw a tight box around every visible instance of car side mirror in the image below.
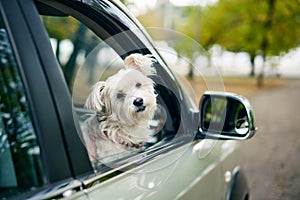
[198,91,257,140]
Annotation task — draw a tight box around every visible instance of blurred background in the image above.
[125,0,300,79]
[121,0,300,199]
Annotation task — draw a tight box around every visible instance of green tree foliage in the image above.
[41,16,79,66]
[174,7,202,58]
[178,0,300,78]
[42,16,79,40]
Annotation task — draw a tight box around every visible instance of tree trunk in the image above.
[188,63,194,80]
[257,0,276,87]
[257,55,265,87]
[249,54,255,77]
[55,39,61,65]
[64,24,87,89]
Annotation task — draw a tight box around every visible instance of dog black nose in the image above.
[133,97,144,107]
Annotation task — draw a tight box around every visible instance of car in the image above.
[0,0,256,199]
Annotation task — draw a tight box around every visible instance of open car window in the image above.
[38,3,182,170]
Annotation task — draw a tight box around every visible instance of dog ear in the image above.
[84,81,106,111]
[124,53,156,76]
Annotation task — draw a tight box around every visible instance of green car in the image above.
[0,0,256,199]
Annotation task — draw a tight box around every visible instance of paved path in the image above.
[240,79,300,200]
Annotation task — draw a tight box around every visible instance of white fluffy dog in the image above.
[82,53,157,163]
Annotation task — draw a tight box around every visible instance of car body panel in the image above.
[0,0,251,199]
[81,140,240,200]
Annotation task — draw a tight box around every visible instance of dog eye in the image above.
[135,82,142,88]
[117,92,126,99]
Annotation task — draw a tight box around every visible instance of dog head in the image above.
[85,54,157,126]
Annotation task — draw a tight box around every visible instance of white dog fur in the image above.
[82,53,157,163]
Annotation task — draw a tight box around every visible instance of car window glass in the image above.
[41,15,122,98]
[0,17,45,199]
[40,14,170,169]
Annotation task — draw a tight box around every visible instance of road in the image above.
[240,79,300,200]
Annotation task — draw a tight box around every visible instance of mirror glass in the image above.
[201,95,249,136]
[235,119,249,135]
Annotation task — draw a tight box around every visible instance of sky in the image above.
[127,0,218,16]
[125,0,157,16]
[170,0,218,7]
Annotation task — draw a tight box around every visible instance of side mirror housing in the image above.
[198,91,257,140]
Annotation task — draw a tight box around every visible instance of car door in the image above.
[30,0,227,199]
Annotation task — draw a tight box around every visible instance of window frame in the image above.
[0,12,46,199]
[18,0,93,177]
[33,0,197,169]
[0,0,77,187]
[35,0,188,159]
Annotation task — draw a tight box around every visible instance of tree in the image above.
[42,16,99,89]
[41,16,79,65]
[178,0,300,82]
[173,6,204,79]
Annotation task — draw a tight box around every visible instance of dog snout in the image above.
[133,97,144,107]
